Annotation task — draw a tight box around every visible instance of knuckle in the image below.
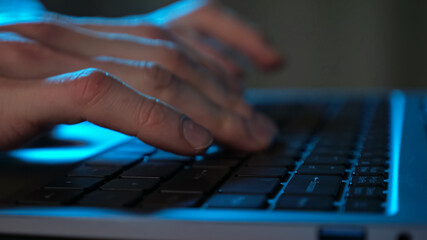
[140,25,169,40]
[69,68,113,107]
[136,98,168,130]
[156,44,187,71]
[0,37,52,77]
[30,21,64,41]
[143,62,176,91]
[0,40,47,62]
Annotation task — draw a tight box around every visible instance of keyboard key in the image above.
[346,199,383,212]
[305,155,350,165]
[236,167,288,178]
[298,165,346,177]
[316,141,353,149]
[285,175,342,197]
[141,192,203,208]
[192,158,241,168]
[219,177,280,196]
[348,186,384,199]
[247,155,295,168]
[68,166,121,178]
[352,176,385,187]
[121,162,182,179]
[204,146,248,159]
[45,177,102,191]
[276,196,335,211]
[273,147,303,158]
[361,151,389,159]
[86,152,143,167]
[206,194,267,209]
[358,157,388,166]
[160,168,228,194]
[78,191,141,207]
[19,189,82,205]
[101,178,159,192]
[355,166,386,176]
[148,151,193,162]
[310,146,352,157]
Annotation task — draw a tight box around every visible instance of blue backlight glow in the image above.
[388,91,405,215]
[9,122,131,165]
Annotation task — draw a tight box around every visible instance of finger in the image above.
[168,24,245,86]
[79,22,245,94]
[64,15,245,80]
[0,31,252,118]
[177,2,282,69]
[0,69,213,154]
[0,22,248,115]
[0,36,277,151]
[90,60,277,151]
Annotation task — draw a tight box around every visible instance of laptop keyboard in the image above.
[17,97,390,213]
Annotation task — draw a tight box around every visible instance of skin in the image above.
[0,0,282,155]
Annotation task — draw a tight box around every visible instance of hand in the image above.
[59,0,282,91]
[0,1,280,154]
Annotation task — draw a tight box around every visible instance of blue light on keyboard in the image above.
[9,122,131,165]
[388,90,405,215]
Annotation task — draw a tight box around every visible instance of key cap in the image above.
[298,165,346,177]
[274,147,303,158]
[192,158,241,168]
[346,199,383,212]
[310,146,352,157]
[101,178,159,192]
[78,191,141,207]
[68,166,121,178]
[219,177,280,197]
[305,156,350,166]
[206,194,267,209]
[247,155,295,168]
[352,176,385,187]
[355,166,386,177]
[45,177,102,191]
[148,151,193,162]
[160,168,228,194]
[236,167,288,179]
[358,157,388,167]
[276,196,335,211]
[141,192,203,208]
[285,175,342,197]
[348,186,384,199]
[363,145,389,153]
[361,151,389,159]
[316,141,353,149]
[204,146,248,160]
[86,152,143,167]
[121,162,182,179]
[19,189,82,205]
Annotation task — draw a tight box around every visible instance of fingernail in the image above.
[182,117,213,150]
[248,113,278,145]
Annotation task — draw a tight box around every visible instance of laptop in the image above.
[0,89,426,240]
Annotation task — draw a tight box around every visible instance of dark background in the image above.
[40,0,427,89]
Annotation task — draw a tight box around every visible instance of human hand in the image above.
[0,1,280,154]
[60,0,282,91]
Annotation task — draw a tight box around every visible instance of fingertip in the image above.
[261,55,285,71]
[247,112,278,150]
[182,116,213,152]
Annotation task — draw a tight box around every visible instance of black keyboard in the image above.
[16,97,390,213]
